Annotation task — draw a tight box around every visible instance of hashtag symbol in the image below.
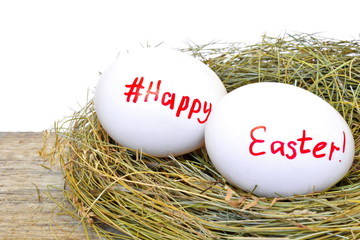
[124,77,145,103]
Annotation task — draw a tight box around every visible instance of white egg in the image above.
[94,48,227,157]
[205,82,355,197]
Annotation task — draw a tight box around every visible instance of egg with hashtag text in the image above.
[205,82,355,197]
[94,48,227,157]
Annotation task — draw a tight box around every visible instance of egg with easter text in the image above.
[205,82,355,197]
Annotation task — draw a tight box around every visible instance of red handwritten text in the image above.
[249,125,346,162]
[124,77,212,124]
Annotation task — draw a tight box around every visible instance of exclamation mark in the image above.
[342,131,346,153]
[339,131,346,163]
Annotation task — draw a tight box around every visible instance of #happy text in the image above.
[123,77,212,124]
[249,125,347,162]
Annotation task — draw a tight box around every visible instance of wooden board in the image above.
[0,132,99,240]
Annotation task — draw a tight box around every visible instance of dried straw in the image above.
[41,33,360,239]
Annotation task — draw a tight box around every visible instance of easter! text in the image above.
[249,125,346,162]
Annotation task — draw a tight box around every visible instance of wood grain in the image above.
[0,132,99,240]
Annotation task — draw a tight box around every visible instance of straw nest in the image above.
[41,33,360,239]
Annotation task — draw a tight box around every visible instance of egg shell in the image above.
[94,48,227,157]
[205,82,355,197]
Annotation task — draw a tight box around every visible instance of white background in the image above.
[0,0,359,131]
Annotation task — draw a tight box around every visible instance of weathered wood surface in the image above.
[0,132,99,240]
